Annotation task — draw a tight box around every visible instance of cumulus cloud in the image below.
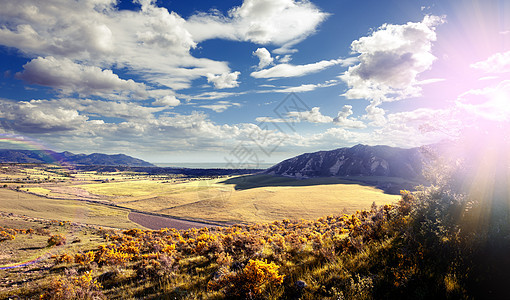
[75,99,166,120]
[333,105,367,128]
[16,56,148,98]
[206,71,241,89]
[0,0,116,58]
[471,51,510,73]
[362,99,387,127]
[340,15,444,102]
[186,0,328,52]
[0,99,89,133]
[253,48,273,69]
[0,0,329,96]
[287,107,332,123]
[255,116,288,123]
[311,127,360,143]
[0,97,295,155]
[256,105,365,129]
[152,95,181,107]
[251,58,356,79]
[136,1,196,54]
[0,0,230,91]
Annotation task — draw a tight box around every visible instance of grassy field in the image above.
[79,175,400,224]
[0,189,141,229]
[1,165,401,226]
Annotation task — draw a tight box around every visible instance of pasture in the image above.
[0,189,139,229]
[78,175,400,224]
[1,165,401,227]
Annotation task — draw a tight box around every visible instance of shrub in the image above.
[40,270,104,300]
[47,234,66,246]
[209,259,284,298]
[0,230,15,241]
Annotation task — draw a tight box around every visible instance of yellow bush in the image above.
[75,251,95,265]
[47,234,66,246]
[40,271,103,299]
[209,259,284,298]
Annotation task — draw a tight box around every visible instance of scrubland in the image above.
[1,162,508,299]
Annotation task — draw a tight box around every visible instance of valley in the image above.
[0,164,400,228]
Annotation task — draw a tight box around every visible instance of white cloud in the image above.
[333,105,367,128]
[200,101,241,112]
[364,107,461,146]
[16,56,148,99]
[0,99,89,133]
[312,127,360,142]
[251,58,356,79]
[206,71,241,89]
[287,107,332,123]
[75,99,165,120]
[258,80,340,93]
[416,78,446,85]
[361,99,387,127]
[456,80,510,122]
[0,97,299,155]
[256,105,365,129]
[152,95,181,107]
[277,54,292,63]
[187,91,246,101]
[135,1,196,54]
[340,15,444,102]
[255,116,288,123]
[471,51,510,73]
[0,0,116,58]
[0,0,231,91]
[186,0,328,52]
[253,48,273,69]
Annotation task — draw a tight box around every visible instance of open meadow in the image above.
[1,165,400,226]
[0,189,140,229]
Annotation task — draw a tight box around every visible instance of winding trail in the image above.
[128,211,217,230]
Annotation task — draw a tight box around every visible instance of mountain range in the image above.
[1,144,432,183]
[0,149,155,167]
[265,144,429,193]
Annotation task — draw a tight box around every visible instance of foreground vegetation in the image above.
[2,142,510,299]
[2,177,509,299]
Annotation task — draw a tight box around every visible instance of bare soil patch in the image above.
[128,212,216,230]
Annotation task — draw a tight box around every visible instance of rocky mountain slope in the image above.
[266,144,426,181]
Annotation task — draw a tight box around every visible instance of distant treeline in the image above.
[73,165,264,177]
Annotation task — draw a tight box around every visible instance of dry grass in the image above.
[79,175,399,224]
[2,165,400,226]
[0,189,140,229]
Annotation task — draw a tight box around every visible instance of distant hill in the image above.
[265,144,428,193]
[0,149,155,167]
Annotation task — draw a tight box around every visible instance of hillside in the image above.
[266,144,425,179]
[0,149,155,167]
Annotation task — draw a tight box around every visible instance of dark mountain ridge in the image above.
[0,149,155,167]
[265,144,428,193]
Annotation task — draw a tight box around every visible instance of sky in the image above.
[0,0,509,166]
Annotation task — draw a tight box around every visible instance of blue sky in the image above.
[0,0,509,165]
